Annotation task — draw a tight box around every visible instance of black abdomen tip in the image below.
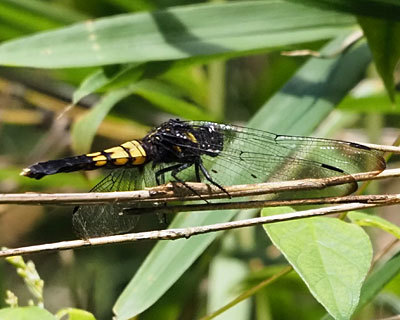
[21,156,93,180]
[20,167,43,179]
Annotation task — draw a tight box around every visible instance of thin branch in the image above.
[361,143,400,154]
[1,197,400,257]
[127,194,400,215]
[2,168,400,206]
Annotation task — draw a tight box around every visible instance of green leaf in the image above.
[107,0,155,12]
[160,66,209,106]
[321,251,400,319]
[133,80,211,120]
[0,0,87,40]
[74,61,208,109]
[263,208,372,320]
[338,93,400,113]
[72,63,143,104]
[71,85,138,154]
[248,40,372,133]
[0,306,56,320]
[72,76,210,151]
[0,1,355,68]
[1,0,87,25]
[357,251,400,312]
[348,211,400,239]
[113,35,373,320]
[358,16,400,103]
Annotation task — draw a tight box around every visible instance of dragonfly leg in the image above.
[171,163,210,203]
[198,161,231,198]
[194,162,201,182]
[157,212,169,226]
[155,163,183,185]
[154,162,209,202]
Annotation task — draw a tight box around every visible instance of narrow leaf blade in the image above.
[348,211,400,239]
[358,16,400,103]
[0,1,355,68]
[71,86,137,154]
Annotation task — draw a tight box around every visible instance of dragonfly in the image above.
[21,119,386,238]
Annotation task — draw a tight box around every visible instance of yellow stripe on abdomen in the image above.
[103,146,129,166]
[84,140,147,168]
[120,140,147,165]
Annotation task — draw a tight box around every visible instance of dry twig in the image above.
[1,197,400,257]
[1,168,400,206]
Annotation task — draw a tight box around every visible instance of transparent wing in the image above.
[180,121,386,197]
[72,167,152,239]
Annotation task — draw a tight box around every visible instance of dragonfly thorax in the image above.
[142,119,224,165]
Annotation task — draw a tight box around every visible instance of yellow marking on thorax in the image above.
[186,132,197,143]
[173,145,182,153]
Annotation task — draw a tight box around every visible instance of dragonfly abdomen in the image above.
[21,140,148,179]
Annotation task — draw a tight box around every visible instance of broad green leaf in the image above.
[358,16,400,103]
[263,207,372,320]
[0,1,355,68]
[287,0,400,21]
[348,211,400,239]
[0,306,56,320]
[71,85,138,154]
[207,256,251,320]
[321,251,400,319]
[133,80,211,120]
[113,35,373,319]
[55,308,96,320]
